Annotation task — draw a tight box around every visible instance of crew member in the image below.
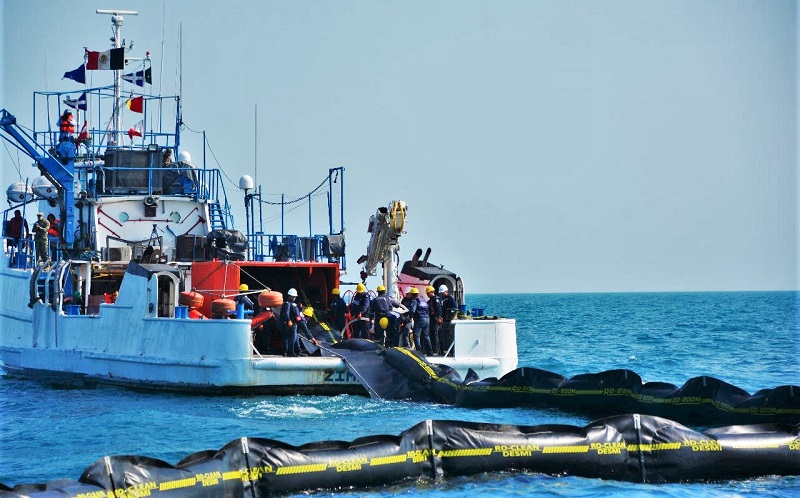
[427,285,443,355]
[32,212,50,266]
[370,284,402,346]
[439,284,458,356]
[410,287,432,354]
[46,213,60,261]
[235,283,255,315]
[58,110,76,142]
[399,287,417,348]
[327,288,348,340]
[252,307,280,354]
[348,283,371,340]
[294,306,319,355]
[5,209,29,257]
[280,288,303,357]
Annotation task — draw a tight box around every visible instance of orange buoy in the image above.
[258,290,283,308]
[210,298,236,318]
[179,291,204,309]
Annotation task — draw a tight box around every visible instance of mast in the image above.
[96,9,138,145]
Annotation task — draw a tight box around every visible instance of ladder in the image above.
[208,201,227,231]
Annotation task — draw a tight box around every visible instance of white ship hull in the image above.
[0,254,517,395]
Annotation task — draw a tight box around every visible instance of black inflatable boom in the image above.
[3,414,800,496]
[332,343,800,426]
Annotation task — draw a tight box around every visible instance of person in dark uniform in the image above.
[369,284,401,346]
[294,306,319,355]
[327,288,348,338]
[348,283,371,340]
[399,287,417,348]
[235,283,255,315]
[438,284,458,356]
[410,288,432,355]
[280,288,303,356]
[427,285,443,355]
[252,307,281,355]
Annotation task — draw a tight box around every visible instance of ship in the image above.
[0,9,518,395]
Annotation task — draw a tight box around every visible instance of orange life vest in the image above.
[60,116,76,134]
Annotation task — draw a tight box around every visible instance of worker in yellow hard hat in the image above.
[399,287,418,348]
[295,304,318,349]
[328,288,347,337]
[349,283,371,339]
[370,283,402,346]
[410,285,433,354]
[235,283,254,315]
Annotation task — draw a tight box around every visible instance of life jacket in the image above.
[60,116,76,134]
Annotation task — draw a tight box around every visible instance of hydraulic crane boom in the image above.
[0,109,77,248]
[358,200,407,299]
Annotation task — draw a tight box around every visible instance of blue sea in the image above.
[1,291,799,497]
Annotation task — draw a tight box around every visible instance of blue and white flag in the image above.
[122,67,152,87]
[64,92,88,111]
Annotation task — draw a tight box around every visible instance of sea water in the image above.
[1,291,799,497]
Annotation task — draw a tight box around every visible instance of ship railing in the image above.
[248,233,343,265]
[33,86,180,160]
[0,235,61,270]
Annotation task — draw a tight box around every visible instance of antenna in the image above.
[254,105,258,187]
[96,9,138,145]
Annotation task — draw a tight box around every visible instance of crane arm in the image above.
[0,109,77,247]
[358,200,407,297]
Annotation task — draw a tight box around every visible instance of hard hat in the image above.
[378,316,389,329]
[37,212,44,218]
[287,288,298,297]
[239,284,249,291]
[438,284,448,294]
[408,287,419,295]
[356,283,366,293]
[376,285,386,293]
[331,288,340,295]
[425,285,435,294]
[302,306,314,318]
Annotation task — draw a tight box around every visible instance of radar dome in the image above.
[32,177,57,199]
[6,183,33,204]
[239,175,254,190]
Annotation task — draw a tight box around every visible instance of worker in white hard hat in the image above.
[348,283,371,340]
[438,284,458,356]
[279,288,302,356]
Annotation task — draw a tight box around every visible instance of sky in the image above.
[1,0,797,294]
